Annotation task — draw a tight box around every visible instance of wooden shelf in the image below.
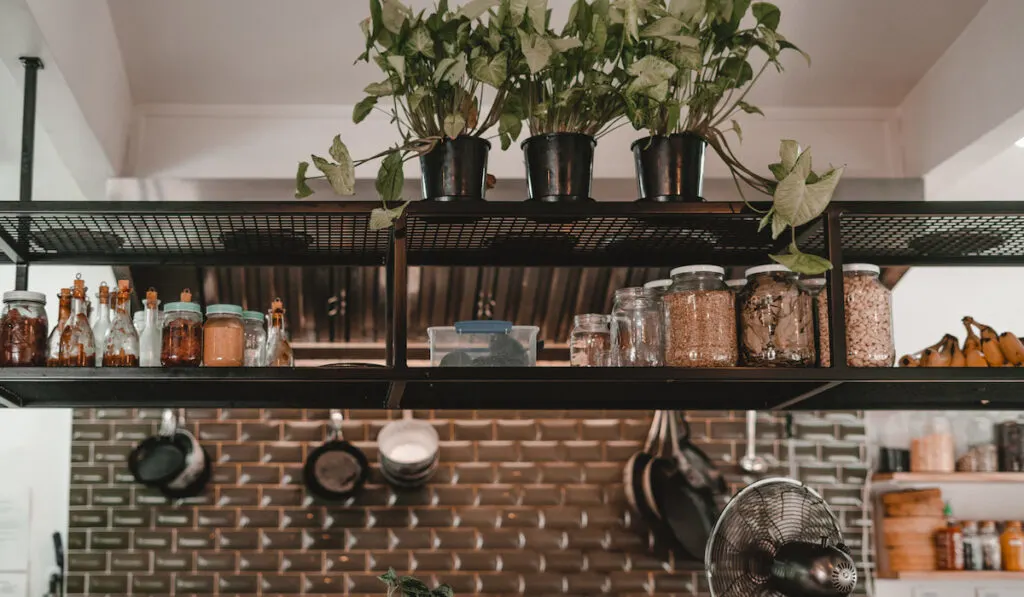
[873,472,1024,484]
[893,571,1024,580]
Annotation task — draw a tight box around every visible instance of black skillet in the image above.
[625,412,687,556]
[673,411,728,512]
[303,410,369,501]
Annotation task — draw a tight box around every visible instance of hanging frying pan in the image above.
[127,409,211,499]
[303,410,369,501]
[673,411,728,510]
[623,411,663,515]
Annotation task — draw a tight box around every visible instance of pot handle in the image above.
[328,410,344,440]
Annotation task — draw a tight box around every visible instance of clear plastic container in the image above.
[203,304,244,367]
[611,287,663,367]
[570,314,610,367]
[663,265,737,368]
[428,321,539,367]
[843,264,895,367]
[242,310,267,367]
[162,290,203,368]
[739,265,815,367]
[0,291,48,367]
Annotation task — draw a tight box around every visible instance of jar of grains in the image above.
[842,264,895,367]
[800,277,830,367]
[242,310,267,367]
[0,291,48,367]
[611,287,664,367]
[161,292,203,367]
[203,304,244,367]
[570,314,611,367]
[739,265,815,367]
[663,265,737,367]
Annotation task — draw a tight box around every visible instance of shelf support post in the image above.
[824,205,849,371]
[386,214,408,370]
[15,57,43,291]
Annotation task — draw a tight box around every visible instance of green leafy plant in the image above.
[379,569,454,597]
[295,0,516,229]
[620,0,844,273]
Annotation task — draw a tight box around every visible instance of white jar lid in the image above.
[643,279,672,289]
[725,279,747,288]
[670,265,725,277]
[801,278,826,289]
[843,263,881,275]
[2,291,46,304]
[745,264,793,278]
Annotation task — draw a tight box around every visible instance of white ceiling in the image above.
[107,0,986,108]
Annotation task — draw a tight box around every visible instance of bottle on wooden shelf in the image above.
[1001,520,1024,571]
[90,282,110,367]
[935,502,964,571]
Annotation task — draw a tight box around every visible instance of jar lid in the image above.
[843,263,881,275]
[3,291,46,304]
[643,279,672,289]
[725,279,746,289]
[574,313,610,324]
[242,310,265,322]
[670,265,725,277]
[801,278,826,289]
[206,304,243,316]
[745,264,793,278]
[164,301,202,314]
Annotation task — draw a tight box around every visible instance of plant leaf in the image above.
[387,55,406,83]
[294,161,314,199]
[547,37,583,52]
[731,119,742,142]
[509,0,528,25]
[470,52,508,88]
[770,243,833,275]
[364,80,396,96]
[330,135,350,165]
[773,161,845,228]
[641,16,684,38]
[434,54,468,85]
[518,31,553,74]
[457,0,500,19]
[380,0,411,34]
[757,209,773,232]
[499,112,523,149]
[736,101,764,117]
[669,0,705,23]
[626,55,678,98]
[375,151,405,205]
[369,202,409,231]
[409,26,435,57]
[526,0,548,32]
[432,585,455,597]
[353,96,378,124]
[779,139,799,172]
[311,154,355,196]
[771,212,787,239]
[768,162,787,181]
[751,2,780,30]
[622,0,639,40]
[408,87,428,112]
[779,39,810,65]
[443,114,467,139]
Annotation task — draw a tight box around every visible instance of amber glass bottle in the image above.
[1001,521,1024,571]
[935,502,964,571]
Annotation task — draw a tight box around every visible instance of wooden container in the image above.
[882,489,944,517]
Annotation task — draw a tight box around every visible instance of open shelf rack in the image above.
[2,198,1024,409]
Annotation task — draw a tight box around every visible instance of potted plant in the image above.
[295,0,516,229]
[495,0,628,202]
[622,0,843,273]
[379,569,453,597]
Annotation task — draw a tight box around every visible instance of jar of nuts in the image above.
[842,263,895,367]
[663,265,737,368]
[799,277,829,367]
[739,265,815,367]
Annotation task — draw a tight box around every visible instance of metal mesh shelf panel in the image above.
[838,213,1024,264]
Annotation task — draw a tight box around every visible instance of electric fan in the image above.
[706,478,858,597]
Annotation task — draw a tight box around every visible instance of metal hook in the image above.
[159,409,177,436]
[329,410,344,440]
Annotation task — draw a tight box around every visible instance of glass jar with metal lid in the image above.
[739,264,815,367]
[203,304,244,367]
[0,291,48,367]
[570,314,611,367]
[663,265,737,368]
[162,291,203,367]
[643,279,672,296]
[242,311,267,367]
[611,287,663,367]
[842,263,895,367]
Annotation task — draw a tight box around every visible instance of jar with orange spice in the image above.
[203,304,243,367]
[162,289,203,367]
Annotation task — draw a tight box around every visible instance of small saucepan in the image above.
[128,409,211,499]
[377,411,440,489]
[303,410,369,501]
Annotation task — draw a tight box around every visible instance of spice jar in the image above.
[663,265,737,368]
[958,416,998,472]
[843,264,895,367]
[981,521,1002,570]
[242,311,266,367]
[911,413,955,473]
[610,287,663,367]
[0,291,48,367]
[203,304,244,367]
[935,503,964,571]
[1002,521,1024,571]
[739,265,815,367]
[102,280,140,367]
[570,314,611,367]
[265,299,294,368]
[162,290,203,368]
[963,521,983,571]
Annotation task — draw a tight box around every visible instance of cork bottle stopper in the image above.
[72,274,86,298]
[58,288,70,300]
[180,288,192,303]
[146,288,158,308]
[271,298,285,313]
[117,280,130,293]
[98,282,110,301]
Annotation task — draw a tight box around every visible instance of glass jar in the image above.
[243,310,267,367]
[1002,521,1024,571]
[162,295,203,368]
[58,276,95,367]
[843,264,895,367]
[958,416,998,472]
[570,314,611,367]
[203,304,244,367]
[800,278,829,367]
[102,280,139,367]
[611,287,663,367]
[46,288,71,366]
[981,521,1002,570]
[739,265,815,367]
[663,265,737,368]
[963,521,983,571]
[643,279,672,297]
[0,291,48,367]
[265,299,294,368]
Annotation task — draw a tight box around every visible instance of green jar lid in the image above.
[242,310,265,322]
[164,302,201,314]
[206,304,243,316]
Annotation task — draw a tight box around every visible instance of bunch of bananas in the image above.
[899,317,1024,367]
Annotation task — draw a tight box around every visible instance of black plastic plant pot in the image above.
[632,133,706,202]
[420,136,491,201]
[522,132,597,202]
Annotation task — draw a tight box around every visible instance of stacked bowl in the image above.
[377,413,440,488]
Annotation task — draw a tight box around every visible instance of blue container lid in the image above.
[206,304,243,316]
[242,310,265,322]
[164,302,201,314]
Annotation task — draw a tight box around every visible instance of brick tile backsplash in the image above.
[68,409,871,596]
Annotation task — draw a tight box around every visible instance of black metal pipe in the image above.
[16,57,43,291]
[825,206,849,370]
[391,216,408,369]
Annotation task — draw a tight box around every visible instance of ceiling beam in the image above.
[898,0,1024,194]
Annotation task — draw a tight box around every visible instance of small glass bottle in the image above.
[102,280,139,367]
[133,311,146,335]
[138,289,162,367]
[935,502,964,571]
[963,521,983,571]
[46,288,71,367]
[161,289,204,368]
[58,275,95,367]
[0,291,48,367]
[90,282,111,367]
[1002,521,1024,571]
[663,265,737,368]
[570,314,611,367]
[981,521,1002,571]
[265,299,293,368]
[203,304,244,367]
[610,287,663,367]
[242,310,267,367]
